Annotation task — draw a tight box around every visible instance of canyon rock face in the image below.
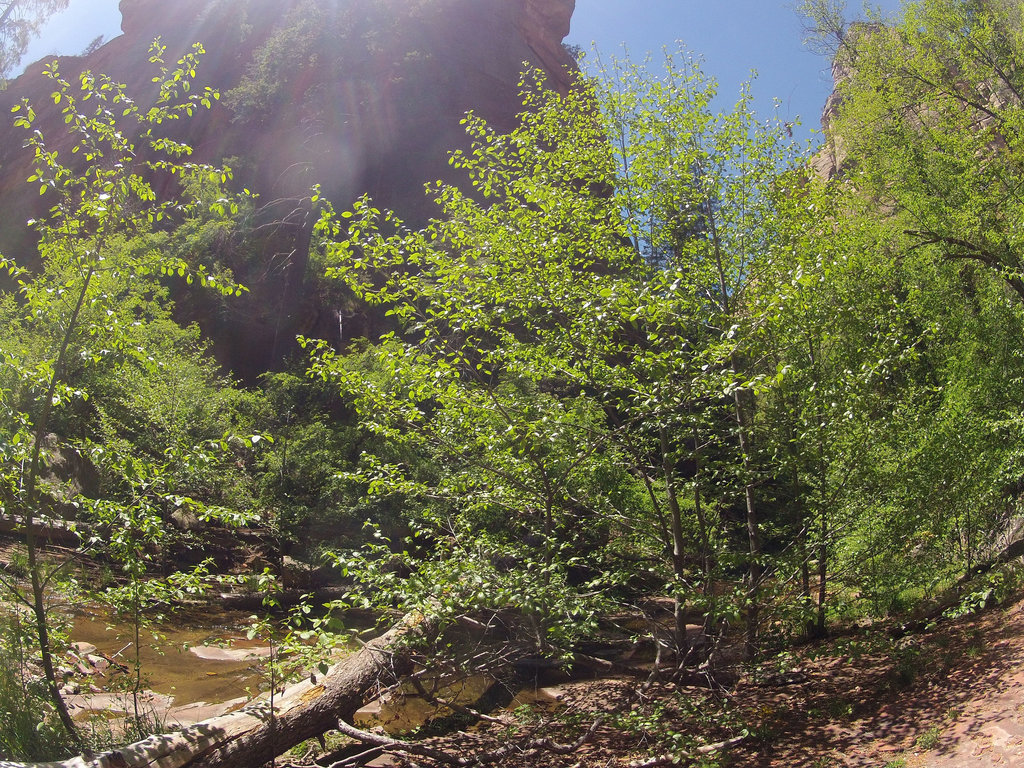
[810,23,883,181]
[809,56,849,181]
[0,0,578,376]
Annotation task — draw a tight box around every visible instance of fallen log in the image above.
[0,611,432,768]
[959,536,1024,583]
[0,513,81,545]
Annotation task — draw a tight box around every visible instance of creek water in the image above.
[67,604,559,733]
[70,604,271,706]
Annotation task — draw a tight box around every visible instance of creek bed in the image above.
[65,604,570,734]
[68,604,273,720]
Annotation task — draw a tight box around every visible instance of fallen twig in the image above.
[628,734,748,768]
[334,719,467,766]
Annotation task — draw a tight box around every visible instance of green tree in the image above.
[308,76,634,656]
[593,50,803,653]
[310,52,805,663]
[750,177,909,633]
[0,0,70,80]
[830,0,1024,300]
[0,42,244,744]
[787,0,1024,617]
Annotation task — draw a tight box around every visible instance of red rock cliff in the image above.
[0,0,578,375]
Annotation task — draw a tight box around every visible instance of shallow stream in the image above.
[66,603,559,733]
[69,604,273,707]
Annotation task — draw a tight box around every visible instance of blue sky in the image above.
[23,0,904,145]
[21,0,121,66]
[566,0,904,145]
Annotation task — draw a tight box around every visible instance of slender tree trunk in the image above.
[703,189,763,659]
[132,579,143,735]
[816,507,828,637]
[690,422,717,654]
[965,504,973,575]
[732,387,762,658]
[688,421,712,580]
[0,0,21,29]
[659,427,689,650]
[800,530,815,639]
[21,264,96,745]
[814,422,829,638]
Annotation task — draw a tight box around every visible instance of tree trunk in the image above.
[800,531,815,640]
[816,508,828,637]
[659,428,689,650]
[21,265,97,746]
[732,388,762,659]
[0,612,432,768]
[0,0,21,29]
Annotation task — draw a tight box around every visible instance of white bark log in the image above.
[0,612,430,768]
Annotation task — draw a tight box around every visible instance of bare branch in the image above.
[628,733,749,768]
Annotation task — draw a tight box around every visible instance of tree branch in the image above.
[627,733,748,768]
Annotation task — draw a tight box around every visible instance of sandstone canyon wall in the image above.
[0,0,578,376]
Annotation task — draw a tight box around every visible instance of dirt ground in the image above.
[353,591,1024,768]
[731,595,1024,768]
[738,594,1024,768]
